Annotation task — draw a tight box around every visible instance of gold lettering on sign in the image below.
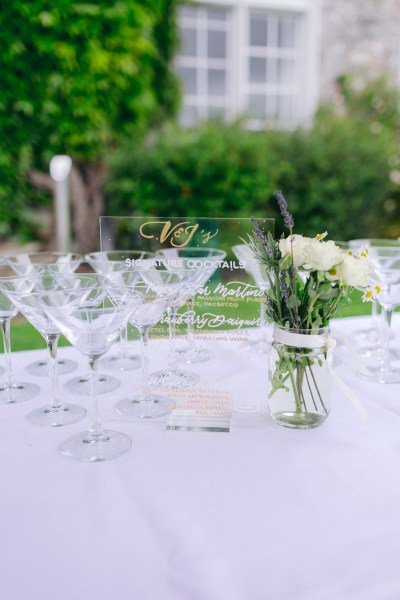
[139,220,219,247]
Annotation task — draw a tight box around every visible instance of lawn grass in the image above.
[1,290,373,353]
[4,319,71,353]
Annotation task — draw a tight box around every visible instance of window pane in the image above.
[176,66,197,94]
[208,30,226,58]
[180,27,197,57]
[278,95,293,119]
[249,57,266,83]
[180,6,198,20]
[266,95,278,117]
[208,106,226,120]
[248,94,266,118]
[208,69,226,96]
[278,59,294,84]
[207,8,227,22]
[266,59,277,84]
[250,17,268,47]
[181,104,198,126]
[278,18,295,48]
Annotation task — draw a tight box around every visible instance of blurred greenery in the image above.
[105,75,400,240]
[1,4,400,247]
[4,319,70,353]
[0,0,180,246]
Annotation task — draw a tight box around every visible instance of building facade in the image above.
[175,0,400,126]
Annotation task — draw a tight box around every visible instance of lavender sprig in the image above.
[274,190,294,230]
[251,217,268,245]
[280,270,290,302]
[251,217,272,258]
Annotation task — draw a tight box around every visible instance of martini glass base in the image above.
[150,369,200,388]
[173,346,214,364]
[59,429,132,462]
[358,366,400,384]
[242,339,271,354]
[359,346,400,361]
[116,395,175,419]
[99,354,141,372]
[0,381,40,404]
[27,403,86,427]
[26,358,77,376]
[64,374,120,396]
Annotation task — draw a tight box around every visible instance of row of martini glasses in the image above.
[0,248,226,462]
[345,239,400,384]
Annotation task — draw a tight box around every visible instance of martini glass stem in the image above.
[260,295,266,329]
[119,326,129,356]
[46,333,61,409]
[139,327,150,377]
[88,358,103,436]
[381,305,393,371]
[168,307,178,369]
[1,317,14,387]
[186,296,196,348]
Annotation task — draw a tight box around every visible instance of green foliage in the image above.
[105,102,399,240]
[106,121,274,219]
[0,0,180,240]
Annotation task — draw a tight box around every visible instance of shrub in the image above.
[105,110,397,240]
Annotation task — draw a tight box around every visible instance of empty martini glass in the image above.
[7,252,82,376]
[86,250,154,371]
[359,247,400,383]
[115,273,185,419]
[40,274,145,461]
[0,271,96,425]
[62,262,123,396]
[138,263,202,388]
[348,239,399,348]
[156,248,226,364]
[0,262,40,404]
[232,243,271,353]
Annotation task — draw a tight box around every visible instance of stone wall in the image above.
[320,0,400,96]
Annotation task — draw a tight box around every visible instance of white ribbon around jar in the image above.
[272,325,367,421]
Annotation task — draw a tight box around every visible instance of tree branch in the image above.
[28,170,55,194]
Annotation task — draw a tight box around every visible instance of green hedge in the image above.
[104,111,398,240]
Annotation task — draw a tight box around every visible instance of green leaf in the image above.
[286,294,301,309]
[279,254,292,270]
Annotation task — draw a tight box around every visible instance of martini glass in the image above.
[115,273,185,419]
[157,248,226,364]
[0,272,96,425]
[232,243,271,353]
[348,239,399,347]
[41,274,145,461]
[86,250,154,371]
[0,263,40,404]
[358,247,400,383]
[63,262,125,396]
[7,252,82,376]
[139,264,202,388]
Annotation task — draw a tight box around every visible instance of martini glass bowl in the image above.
[7,252,82,376]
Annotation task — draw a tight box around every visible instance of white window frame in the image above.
[176,0,321,126]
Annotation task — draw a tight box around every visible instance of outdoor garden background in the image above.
[1,0,400,350]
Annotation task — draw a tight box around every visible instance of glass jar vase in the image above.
[268,325,332,429]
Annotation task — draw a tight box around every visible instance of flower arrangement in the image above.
[247,191,376,331]
[247,191,377,429]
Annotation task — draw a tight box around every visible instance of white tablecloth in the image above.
[1,316,400,600]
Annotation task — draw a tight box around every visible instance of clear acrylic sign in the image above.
[100,216,274,431]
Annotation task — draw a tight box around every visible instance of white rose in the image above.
[279,234,309,268]
[337,254,371,288]
[304,239,343,272]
